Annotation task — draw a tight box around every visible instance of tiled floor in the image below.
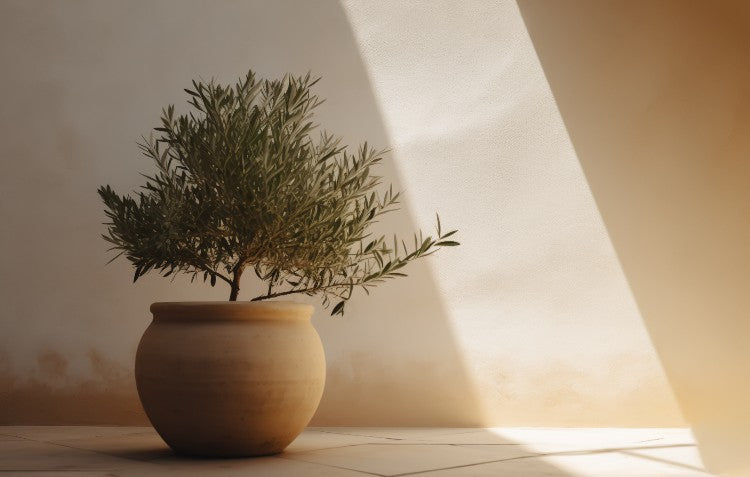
[0,427,714,476]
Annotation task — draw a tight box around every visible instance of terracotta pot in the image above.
[135,301,325,457]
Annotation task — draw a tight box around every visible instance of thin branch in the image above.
[250,282,348,301]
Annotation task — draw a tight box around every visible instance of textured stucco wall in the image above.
[519,0,750,472]
[339,0,684,426]
[0,0,682,427]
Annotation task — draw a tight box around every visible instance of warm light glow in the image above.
[340,0,682,427]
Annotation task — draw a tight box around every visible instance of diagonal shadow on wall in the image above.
[518,0,750,474]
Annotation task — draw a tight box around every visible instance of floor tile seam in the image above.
[484,427,691,431]
[313,429,403,441]
[312,429,485,440]
[276,454,386,476]
[452,442,696,450]
[389,450,551,477]
[619,449,713,474]
[311,429,691,448]
[286,442,375,454]
[0,431,156,443]
[0,436,167,469]
[543,443,697,455]
[635,437,665,443]
[303,441,693,450]
[283,447,539,477]
[364,443,524,446]
[54,432,159,445]
[387,443,701,477]
[0,467,128,472]
[286,442,531,457]
[309,431,490,444]
[406,429,491,439]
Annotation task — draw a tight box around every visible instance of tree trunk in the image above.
[229,266,243,301]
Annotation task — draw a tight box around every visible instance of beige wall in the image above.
[1,0,683,428]
[0,0,481,427]
[340,0,683,426]
[518,0,750,473]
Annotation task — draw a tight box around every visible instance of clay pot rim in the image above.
[150,301,314,322]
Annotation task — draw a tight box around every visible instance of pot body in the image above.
[135,301,325,457]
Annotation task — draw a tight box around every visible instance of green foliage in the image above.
[98,71,459,315]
